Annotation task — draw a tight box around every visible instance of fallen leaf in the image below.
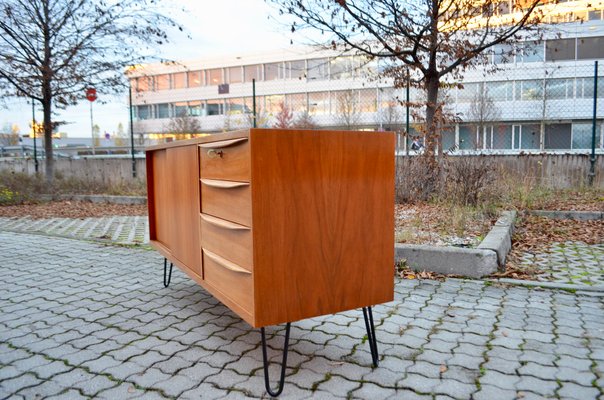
[440,364,448,373]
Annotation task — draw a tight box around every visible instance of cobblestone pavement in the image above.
[1,232,603,399]
[517,242,604,287]
[0,216,149,245]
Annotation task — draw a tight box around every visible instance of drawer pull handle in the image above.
[201,213,250,230]
[199,137,248,149]
[201,179,250,189]
[204,249,251,274]
[207,149,224,158]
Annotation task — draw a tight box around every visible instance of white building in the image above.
[128,3,604,153]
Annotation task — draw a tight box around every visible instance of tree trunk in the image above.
[43,96,54,184]
[425,72,440,157]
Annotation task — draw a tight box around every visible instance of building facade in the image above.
[128,4,604,153]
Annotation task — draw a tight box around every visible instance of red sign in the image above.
[86,88,97,102]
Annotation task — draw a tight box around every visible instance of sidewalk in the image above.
[0,227,603,399]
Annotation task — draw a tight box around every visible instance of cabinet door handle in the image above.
[201,213,250,230]
[204,249,251,274]
[201,179,250,189]
[207,149,224,158]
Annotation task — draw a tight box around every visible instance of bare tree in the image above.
[273,101,295,128]
[0,122,19,146]
[165,112,202,139]
[272,0,544,157]
[335,89,362,130]
[293,110,318,129]
[467,85,501,149]
[0,0,184,182]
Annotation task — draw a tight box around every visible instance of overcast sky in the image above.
[0,0,296,139]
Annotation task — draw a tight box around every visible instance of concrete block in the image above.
[530,210,604,220]
[478,210,516,270]
[395,244,498,278]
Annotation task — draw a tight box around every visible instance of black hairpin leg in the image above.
[260,323,291,397]
[163,258,173,288]
[362,306,379,367]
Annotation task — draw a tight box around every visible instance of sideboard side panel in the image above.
[251,129,395,327]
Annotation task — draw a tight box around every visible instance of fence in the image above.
[1,153,601,190]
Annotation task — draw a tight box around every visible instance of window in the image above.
[226,98,247,114]
[359,89,377,113]
[308,91,329,115]
[265,95,285,114]
[187,71,203,87]
[492,125,513,149]
[487,81,512,101]
[330,57,354,79]
[544,123,571,149]
[188,101,203,116]
[206,99,224,115]
[207,69,223,86]
[244,64,261,82]
[492,44,513,64]
[286,93,307,112]
[516,80,542,101]
[289,60,306,80]
[521,124,540,149]
[457,83,480,102]
[578,36,604,60]
[588,10,602,21]
[459,125,477,150]
[521,41,544,63]
[572,123,593,149]
[155,75,170,91]
[172,73,186,89]
[307,58,329,80]
[228,67,242,84]
[173,102,188,117]
[157,103,171,119]
[546,38,576,61]
[137,105,151,120]
[136,77,152,92]
[264,63,282,81]
[442,128,456,152]
[545,78,572,100]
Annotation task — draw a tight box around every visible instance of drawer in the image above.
[203,249,253,315]
[200,179,252,227]
[199,137,250,182]
[200,213,253,270]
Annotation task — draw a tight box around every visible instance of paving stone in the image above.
[557,381,601,400]
[514,375,558,397]
[433,379,476,399]
[398,373,441,394]
[479,370,520,390]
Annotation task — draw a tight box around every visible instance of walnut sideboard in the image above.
[146,128,394,396]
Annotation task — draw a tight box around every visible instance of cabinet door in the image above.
[166,145,202,276]
[147,149,172,249]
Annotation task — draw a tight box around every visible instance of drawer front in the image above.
[200,179,252,227]
[203,249,253,315]
[199,137,250,182]
[200,214,253,270]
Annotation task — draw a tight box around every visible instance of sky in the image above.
[0,0,296,138]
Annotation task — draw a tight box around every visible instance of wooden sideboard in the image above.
[146,128,394,395]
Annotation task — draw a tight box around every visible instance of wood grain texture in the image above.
[200,213,253,272]
[250,129,395,327]
[199,138,250,182]
[147,149,171,248]
[200,180,252,227]
[203,249,254,319]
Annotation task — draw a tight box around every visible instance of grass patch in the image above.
[0,170,146,205]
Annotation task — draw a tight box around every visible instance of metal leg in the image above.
[362,306,379,367]
[260,323,291,397]
[163,258,173,288]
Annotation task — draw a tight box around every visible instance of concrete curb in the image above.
[395,211,516,279]
[487,278,604,293]
[40,194,147,205]
[530,210,604,220]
